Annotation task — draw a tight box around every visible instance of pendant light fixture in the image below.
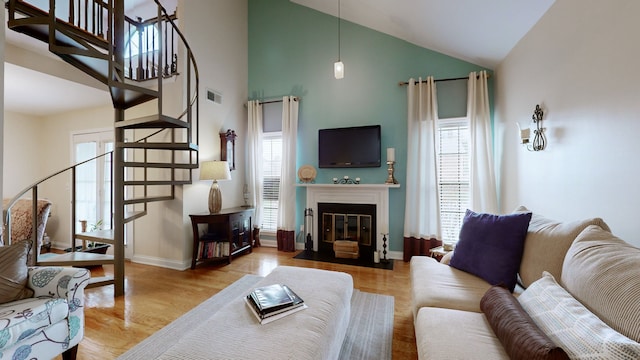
[334,0,344,79]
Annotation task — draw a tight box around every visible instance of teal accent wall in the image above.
[249,0,492,253]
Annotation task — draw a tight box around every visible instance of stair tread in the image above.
[123,162,198,169]
[124,196,174,205]
[75,229,114,243]
[8,5,109,49]
[117,142,199,151]
[37,252,114,266]
[116,114,190,129]
[87,276,115,289]
[110,87,159,109]
[124,180,192,186]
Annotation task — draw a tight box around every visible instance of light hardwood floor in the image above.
[54,246,417,359]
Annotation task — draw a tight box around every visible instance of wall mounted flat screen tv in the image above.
[318,125,381,168]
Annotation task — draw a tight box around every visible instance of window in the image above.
[124,24,159,59]
[261,132,282,233]
[436,118,470,243]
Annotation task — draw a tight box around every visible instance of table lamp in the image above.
[199,161,231,213]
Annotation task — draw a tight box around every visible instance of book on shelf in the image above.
[198,241,230,260]
[245,284,306,324]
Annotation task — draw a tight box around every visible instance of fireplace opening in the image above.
[317,203,377,262]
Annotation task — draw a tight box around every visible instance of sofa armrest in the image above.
[27,267,90,309]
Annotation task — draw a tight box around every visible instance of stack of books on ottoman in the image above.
[245,284,307,324]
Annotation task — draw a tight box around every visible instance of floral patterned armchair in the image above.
[2,198,52,264]
[0,266,90,360]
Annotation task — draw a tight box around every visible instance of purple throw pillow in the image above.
[449,209,532,292]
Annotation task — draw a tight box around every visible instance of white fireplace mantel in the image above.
[298,184,400,256]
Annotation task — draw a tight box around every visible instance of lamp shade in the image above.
[199,161,231,181]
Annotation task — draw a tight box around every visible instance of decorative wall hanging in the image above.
[220,129,237,170]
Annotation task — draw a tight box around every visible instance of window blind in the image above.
[261,133,282,233]
[437,118,470,243]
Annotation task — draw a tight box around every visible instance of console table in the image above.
[189,207,254,269]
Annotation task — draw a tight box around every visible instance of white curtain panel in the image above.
[403,77,441,240]
[467,71,498,213]
[247,100,264,227]
[276,96,298,231]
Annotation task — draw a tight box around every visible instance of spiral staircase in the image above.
[4,0,199,296]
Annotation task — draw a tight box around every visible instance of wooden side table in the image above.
[189,207,254,269]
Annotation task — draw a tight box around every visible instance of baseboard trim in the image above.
[131,254,189,270]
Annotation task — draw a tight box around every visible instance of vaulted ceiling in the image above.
[292,0,556,69]
[4,0,555,116]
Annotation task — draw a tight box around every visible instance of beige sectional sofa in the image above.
[410,207,640,359]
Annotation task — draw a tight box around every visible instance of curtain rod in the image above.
[256,97,300,105]
[397,74,490,86]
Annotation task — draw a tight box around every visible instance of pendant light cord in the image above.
[337,0,341,61]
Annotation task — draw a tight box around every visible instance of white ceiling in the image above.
[4,0,555,116]
[4,62,112,117]
[292,0,556,69]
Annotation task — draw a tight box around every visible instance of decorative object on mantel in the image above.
[385,147,398,184]
[220,129,237,170]
[297,165,317,183]
[517,104,546,151]
[332,176,360,184]
[199,161,232,213]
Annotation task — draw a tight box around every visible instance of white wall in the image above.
[131,0,248,269]
[3,112,44,197]
[181,0,249,258]
[495,0,640,246]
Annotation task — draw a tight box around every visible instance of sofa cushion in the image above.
[450,210,532,292]
[0,241,34,304]
[481,286,569,360]
[415,306,509,360]
[0,297,69,351]
[561,225,640,343]
[519,272,640,359]
[410,256,492,316]
[514,206,610,288]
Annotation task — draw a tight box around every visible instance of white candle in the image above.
[381,225,388,234]
[355,177,360,182]
[387,148,395,162]
[344,175,349,179]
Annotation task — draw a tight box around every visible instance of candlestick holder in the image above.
[385,161,398,184]
[381,233,389,263]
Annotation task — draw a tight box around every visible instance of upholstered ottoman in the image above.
[157,266,353,360]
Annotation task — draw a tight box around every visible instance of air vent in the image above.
[206,89,222,104]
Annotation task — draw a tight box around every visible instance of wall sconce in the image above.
[518,104,546,151]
